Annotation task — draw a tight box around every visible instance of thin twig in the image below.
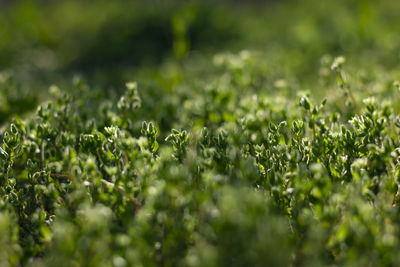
[50,173,70,180]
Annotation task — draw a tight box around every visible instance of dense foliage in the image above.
[2,0,400,266]
[1,52,400,266]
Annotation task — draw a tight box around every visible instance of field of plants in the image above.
[2,0,400,266]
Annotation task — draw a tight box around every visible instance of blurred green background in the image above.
[1,0,400,124]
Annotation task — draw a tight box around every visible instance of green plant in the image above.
[2,0,400,265]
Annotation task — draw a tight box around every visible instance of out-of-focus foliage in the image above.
[0,0,238,87]
[1,0,400,266]
[0,73,38,125]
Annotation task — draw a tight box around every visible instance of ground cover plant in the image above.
[2,0,400,266]
[2,52,400,266]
